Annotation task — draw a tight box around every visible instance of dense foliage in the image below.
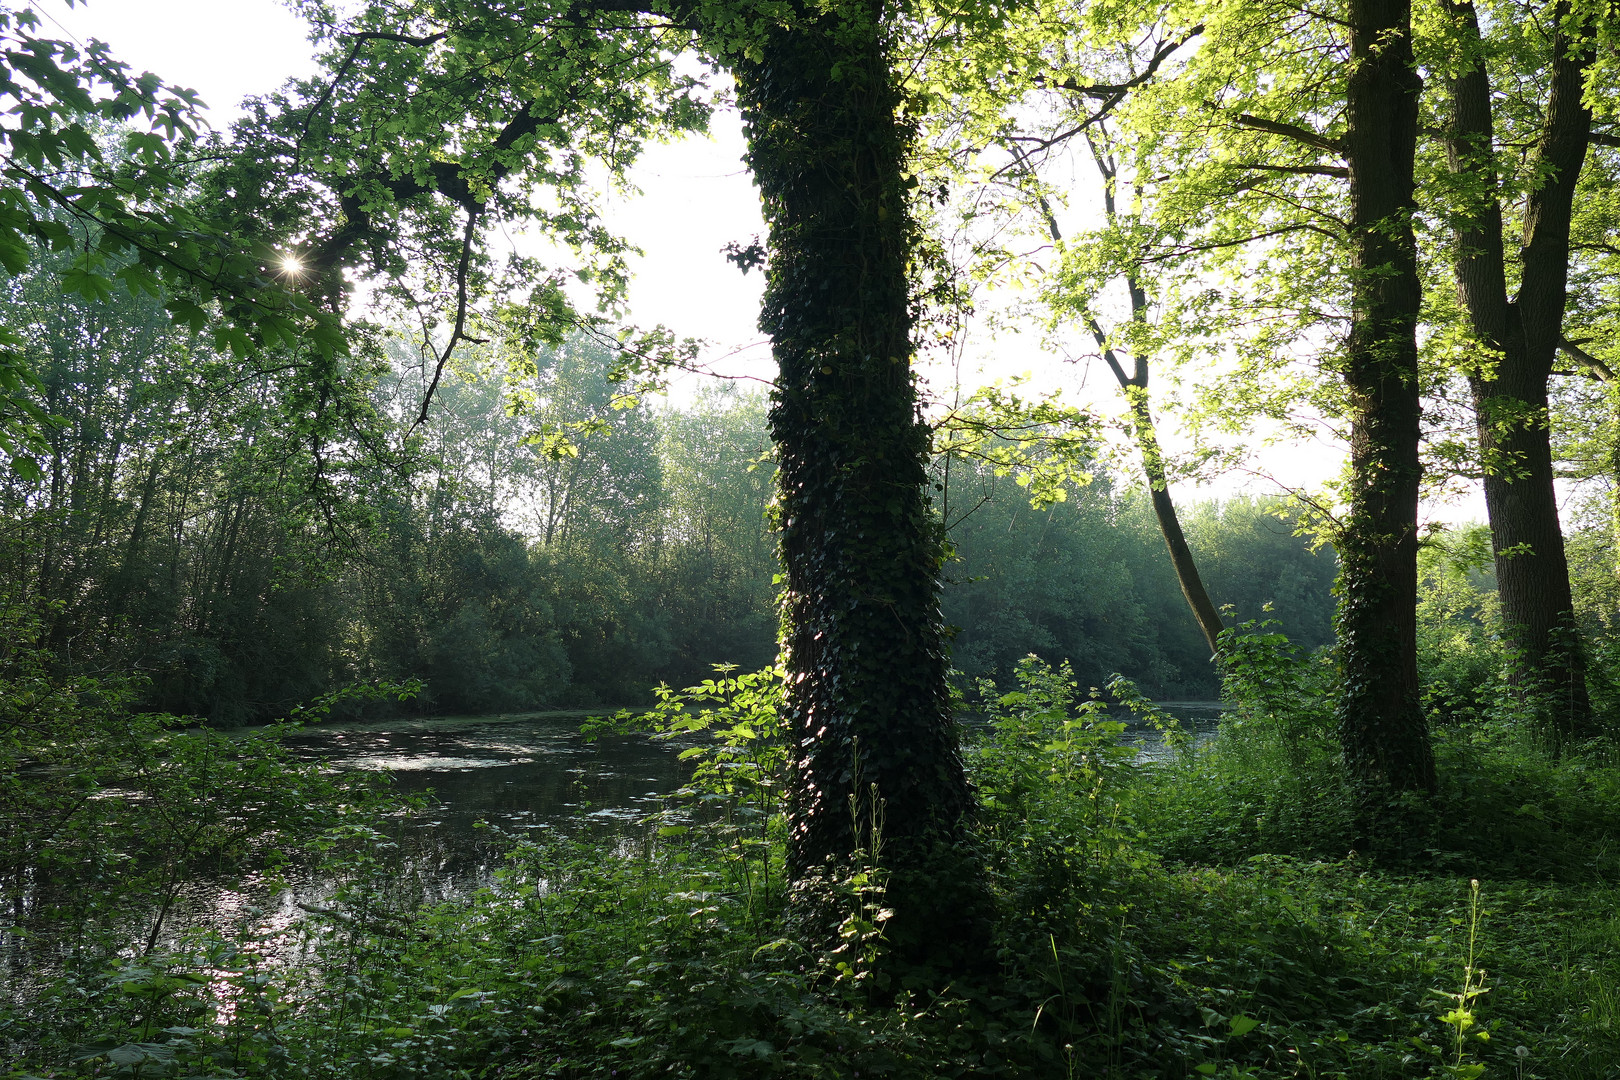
[1,0,1619,1076]
[7,647,1620,1079]
[0,237,1345,718]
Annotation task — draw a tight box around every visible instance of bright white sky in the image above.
[39,0,1490,521]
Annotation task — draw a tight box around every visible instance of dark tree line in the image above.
[0,261,781,719]
[2,246,1343,723]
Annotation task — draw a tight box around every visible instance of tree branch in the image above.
[1144,222,1340,262]
[342,30,452,46]
[1086,315,1136,389]
[410,207,488,432]
[306,97,561,280]
[296,30,454,162]
[1017,27,1202,154]
[1557,335,1615,382]
[1040,26,1202,98]
[1232,161,1348,178]
[1234,113,1344,156]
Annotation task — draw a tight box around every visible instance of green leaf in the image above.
[165,297,210,332]
[0,226,29,275]
[60,265,115,303]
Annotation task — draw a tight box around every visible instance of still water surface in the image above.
[276,701,1227,880]
[6,703,1225,988]
[153,702,1226,946]
[280,713,693,846]
[287,702,1226,823]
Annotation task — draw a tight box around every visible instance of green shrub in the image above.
[1118,623,1354,864]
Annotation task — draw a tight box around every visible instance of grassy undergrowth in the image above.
[7,658,1620,1079]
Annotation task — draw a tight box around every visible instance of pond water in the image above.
[222,702,1222,906]
[278,712,696,881]
[1129,701,1227,759]
[70,714,701,965]
[15,701,1226,966]
[269,700,1228,885]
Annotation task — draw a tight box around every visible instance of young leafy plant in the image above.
[590,664,788,925]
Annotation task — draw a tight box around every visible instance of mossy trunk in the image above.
[730,5,988,968]
[1336,0,1437,849]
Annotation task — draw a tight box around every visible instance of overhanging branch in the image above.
[1558,336,1616,382]
[1015,27,1202,156]
[410,206,488,432]
[1039,25,1202,100]
[1234,161,1348,178]
[1234,113,1344,156]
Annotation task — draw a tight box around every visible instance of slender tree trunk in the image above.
[1132,394,1224,655]
[1442,0,1595,746]
[1086,294,1223,656]
[1030,136,1225,656]
[729,4,987,967]
[1336,0,1436,844]
[166,450,197,630]
[107,452,165,627]
[1089,306,1223,656]
[1611,400,1620,566]
[205,492,249,634]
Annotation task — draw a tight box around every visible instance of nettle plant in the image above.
[971,656,1142,862]
[592,664,788,919]
[1216,618,1338,762]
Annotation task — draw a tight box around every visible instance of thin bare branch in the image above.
[409,207,488,432]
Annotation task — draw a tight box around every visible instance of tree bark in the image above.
[1086,302,1223,657]
[1337,0,1437,843]
[1131,390,1225,656]
[1442,0,1595,746]
[730,4,988,967]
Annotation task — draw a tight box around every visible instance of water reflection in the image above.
[1123,700,1228,760]
[274,702,1225,889]
[275,712,695,889]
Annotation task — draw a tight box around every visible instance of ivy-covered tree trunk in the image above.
[1336,0,1437,844]
[1443,0,1596,747]
[729,4,987,965]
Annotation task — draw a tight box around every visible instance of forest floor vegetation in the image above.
[5,647,1620,1079]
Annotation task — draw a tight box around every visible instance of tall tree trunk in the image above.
[1084,295,1223,656]
[106,451,165,628]
[1443,0,1595,747]
[730,4,988,967]
[1337,0,1436,844]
